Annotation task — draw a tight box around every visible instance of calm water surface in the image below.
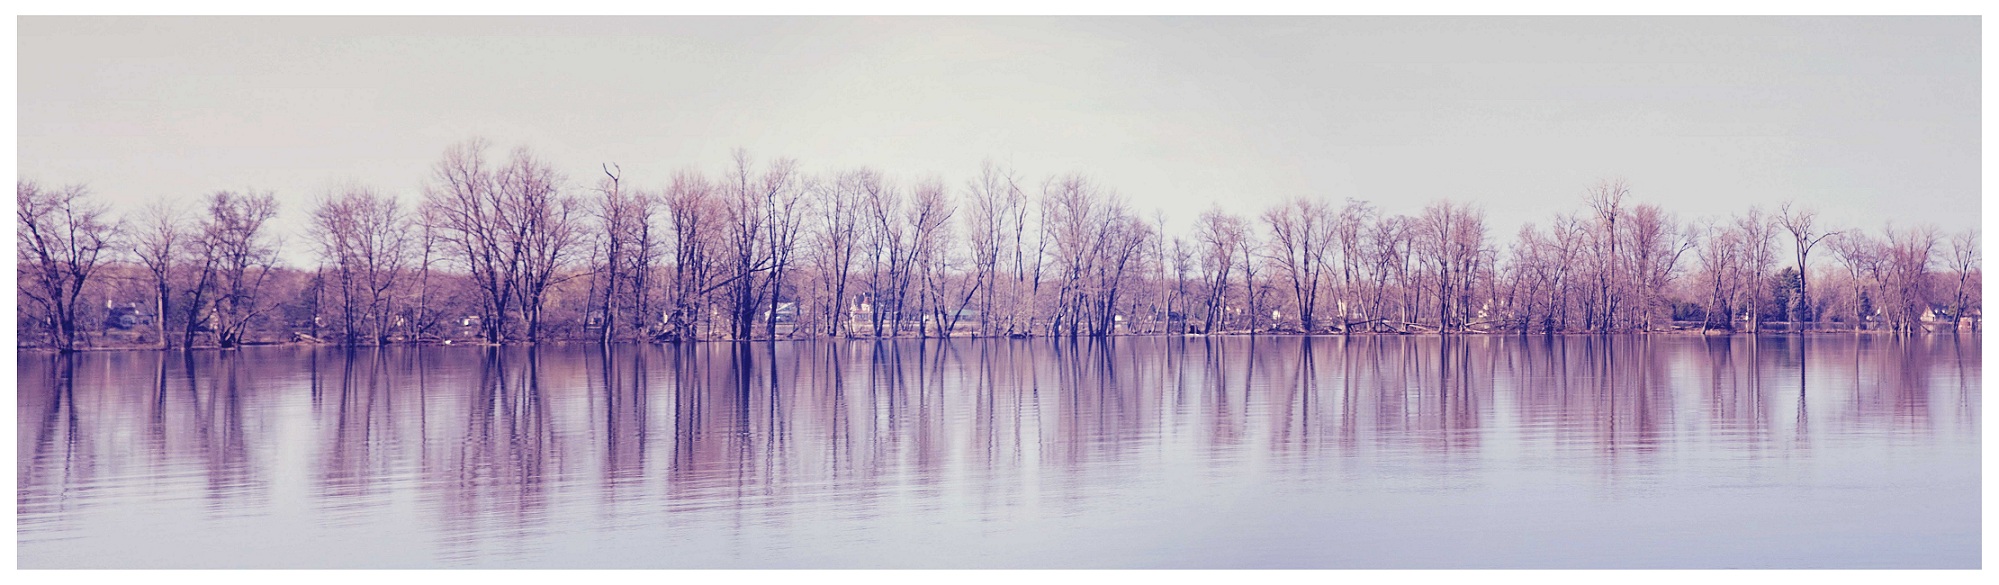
[16,335,1980,568]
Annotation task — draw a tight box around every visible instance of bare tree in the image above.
[1626,204,1692,331]
[1167,236,1194,333]
[587,164,629,343]
[17,180,121,351]
[309,191,361,342]
[906,178,959,337]
[177,218,221,349]
[719,149,773,339]
[1776,201,1839,326]
[964,161,1022,337]
[762,157,805,339]
[27,140,1981,343]
[1151,210,1172,333]
[663,169,721,341]
[589,164,659,342]
[1504,222,1554,332]
[1361,214,1415,332]
[625,187,662,338]
[1880,223,1940,333]
[1193,206,1247,333]
[1009,175,1043,336]
[1693,218,1744,332]
[1504,212,1589,334]
[1237,218,1268,332]
[351,190,410,344]
[201,189,282,348]
[1088,198,1153,337]
[861,171,907,337]
[1733,207,1778,332]
[309,185,411,344]
[422,139,579,343]
[1331,200,1375,332]
[1584,179,1629,331]
[423,138,511,342]
[1545,214,1587,332]
[133,199,187,349]
[1263,198,1335,332]
[405,205,444,340]
[1041,175,1113,337]
[809,170,864,337]
[1415,200,1488,332]
[497,147,581,342]
[1827,231,1881,329]
[1946,228,1979,330]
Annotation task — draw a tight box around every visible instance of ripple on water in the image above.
[14,336,1980,568]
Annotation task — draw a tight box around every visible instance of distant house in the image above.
[764,302,799,324]
[1923,306,1982,328]
[920,309,981,332]
[103,303,153,330]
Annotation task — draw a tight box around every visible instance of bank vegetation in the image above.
[17,139,1982,351]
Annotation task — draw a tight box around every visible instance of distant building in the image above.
[103,302,153,330]
[763,302,799,323]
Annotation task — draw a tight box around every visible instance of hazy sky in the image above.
[18,16,1981,262]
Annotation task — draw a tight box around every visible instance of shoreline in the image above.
[19,326,1980,353]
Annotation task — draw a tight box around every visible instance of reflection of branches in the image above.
[431,347,557,561]
[199,353,260,510]
[16,336,1970,566]
[20,355,83,524]
[1701,336,1771,449]
[597,344,650,510]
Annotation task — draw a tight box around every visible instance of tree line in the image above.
[17,139,1982,351]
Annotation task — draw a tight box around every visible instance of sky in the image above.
[17,16,1982,264]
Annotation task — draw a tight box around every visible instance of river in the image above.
[15,335,1981,568]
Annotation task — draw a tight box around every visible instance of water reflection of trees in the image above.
[19,350,269,535]
[1840,334,1950,433]
[15,334,1979,562]
[426,347,563,562]
[312,349,404,518]
[1505,335,1676,461]
[19,354,87,531]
